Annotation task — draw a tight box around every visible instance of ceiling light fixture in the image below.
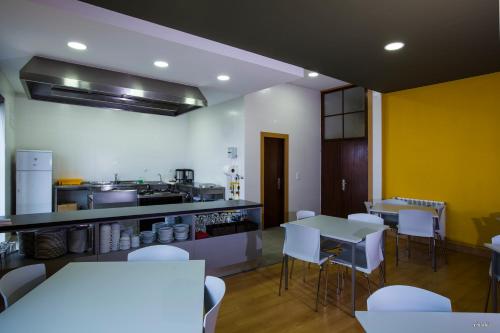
[384,42,405,51]
[67,41,87,51]
[154,60,169,68]
[308,72,319,78]
[217,74,230,81]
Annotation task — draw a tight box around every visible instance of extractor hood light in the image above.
[217,74,230,81]
[67,41,87,51]
[308,72,319,78]
[384,42,405,51]
[154,60,169,68]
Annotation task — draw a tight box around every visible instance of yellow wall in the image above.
[382,72,500,247]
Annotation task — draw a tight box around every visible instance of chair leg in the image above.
[278,255,285,296]
[428,238,432,258]
[315,265,323,312]
[396,233,399,266]
[432,237,437,272]
[366,274,372,295]
[290,258,295,280]
[378,265,384,288]
[336,266,342,295]
[485,277,492,312]
[407,235,411,258]
[303,261,307,282]
[324,262,329,306]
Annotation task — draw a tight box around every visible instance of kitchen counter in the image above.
[0,200,261,232]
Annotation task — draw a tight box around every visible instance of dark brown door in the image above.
[322,139,368,217]
[263,137,285,228]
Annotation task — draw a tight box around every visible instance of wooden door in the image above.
[321,139,368,217]
[341,139,368,215]
[263,137,285,228]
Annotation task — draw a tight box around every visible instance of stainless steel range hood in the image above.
[20,56,207,116]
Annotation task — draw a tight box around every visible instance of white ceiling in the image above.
[0,0,348,106]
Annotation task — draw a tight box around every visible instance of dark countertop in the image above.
[0,200,261,232]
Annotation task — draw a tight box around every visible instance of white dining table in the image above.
[0,261,206,333]
[355,311,500,333]
[282,215,389,316]
[485,243,500,313]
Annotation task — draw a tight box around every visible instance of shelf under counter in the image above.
[0,201,262,277]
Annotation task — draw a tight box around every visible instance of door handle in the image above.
[277,177,281,190]
[341,178,347,192]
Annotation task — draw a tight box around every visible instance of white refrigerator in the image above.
[16,150,53,214]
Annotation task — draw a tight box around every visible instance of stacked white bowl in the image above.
[111,223,120,251]
[174,224,189,241]
[131,235,140,248]
[140,231,155,244]
[100,224,111,253]
[158,226,174,243]
[119,234,130,250]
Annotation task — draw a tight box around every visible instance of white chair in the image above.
[290,210,317,277]
[296,210,315,220]
[364,201,373,213]
[279,223,331,311]
[485,235,500,312]
[0,264,46,308]
[396,210,436,271]
[331,229,384,295]
[380,198,408,228]
[127,245,189,261]
[367,285,452,312]
[348,213,384,259]
[204,276,226,333]
[348,213,384,225]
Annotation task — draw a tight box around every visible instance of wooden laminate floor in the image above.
[216,236,493,333]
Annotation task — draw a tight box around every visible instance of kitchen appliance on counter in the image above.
[16,150,52,214]
[177,183,225,202]
[175,169,194,184]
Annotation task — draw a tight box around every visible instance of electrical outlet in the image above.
[295,172,300,180]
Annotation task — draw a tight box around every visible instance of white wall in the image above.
[14,96,189,182]
[0,70,15,217]
[186,98,245,199]
[244,84,321,215]
[371,91,382,200]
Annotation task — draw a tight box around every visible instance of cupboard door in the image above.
[321,141,342,216]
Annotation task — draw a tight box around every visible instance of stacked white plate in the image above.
[174,224,189,241]
[100,224,111,253]
[111,223,120,251]
[119,235,130,250]
[157,226,174,243]
[141,231,155,244]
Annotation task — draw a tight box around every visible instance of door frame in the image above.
[260,131,289,228]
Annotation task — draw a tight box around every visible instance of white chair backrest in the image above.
[296,210,315,220]
[492,235,500,279]
[204,276,226,333]
[0,264,46,307]
[348,213,384,225]
[398,209,434,237]
[382,199,408,206]
[365,230,384,271]
[283,223,321,264]
[127,245,189,261]
[367,285,451,312]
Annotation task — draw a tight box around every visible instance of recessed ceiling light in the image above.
[217,74,230,81]
[308,72,319,78]
[384,42,405,51]
[154,60,169,68]
[67,41,87,51]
